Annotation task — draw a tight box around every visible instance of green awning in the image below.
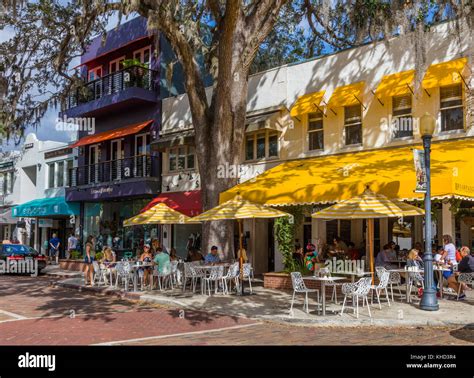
[12,197,80,218]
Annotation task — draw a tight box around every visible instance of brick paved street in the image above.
[0,276,472,346]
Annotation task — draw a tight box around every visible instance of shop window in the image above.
[392,94,413,138]
[344,105,362,146]
[0,171,13,195]
[66,160,73,187]
[308,111,324,151]
[57,161,64,188]
[168,146,195,172]
[47,163,55,189]
[440,84,463,132]
[244,130,280,161]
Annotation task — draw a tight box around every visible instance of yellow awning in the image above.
[290,91,325,117]
[422,57,468,89]
[328,82,365,108]
[123,202,199,226]
[375,70,415,99]
[220,138,474,206]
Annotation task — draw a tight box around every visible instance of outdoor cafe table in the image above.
[388,266,451,302]
[303,276,345,316]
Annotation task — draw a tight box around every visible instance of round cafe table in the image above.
[303,276,345,316]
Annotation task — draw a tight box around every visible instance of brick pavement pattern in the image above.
[0,276,472,346]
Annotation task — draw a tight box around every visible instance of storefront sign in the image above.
[413,149,427,193]
[0,161,13,171]
[44,148,72,160]
[23,143,34,150]
[66,180,160,202]
[38,219,53,228]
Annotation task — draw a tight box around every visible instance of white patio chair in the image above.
[406,267,424,302]
[114,262,134,291]
[290,272,320,314]
[443,272,474,300]
[376,266,402,301]
[223,262,240,294]
[340,277,372,318]
[170,260,179,286]
[203,266,225,296]
[153,263,173,291]
[182,262,205,293]
[92,261,107,286]
[242,263,253,294]
[370,270,391,309]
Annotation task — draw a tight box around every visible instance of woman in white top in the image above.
[442,235,457,264]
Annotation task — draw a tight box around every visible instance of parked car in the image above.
[0,244,47,273]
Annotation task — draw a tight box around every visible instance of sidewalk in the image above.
[51,269,474,328]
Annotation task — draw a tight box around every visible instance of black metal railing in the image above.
[69,155,156,186]
[67,65,157,109]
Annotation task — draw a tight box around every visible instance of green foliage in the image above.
[70,251,82,260]
[94,252,104,261]
[121,58,148,69]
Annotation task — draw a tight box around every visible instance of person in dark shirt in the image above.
[447,246,473,299]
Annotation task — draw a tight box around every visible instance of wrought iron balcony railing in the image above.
[69,154,156,187]
[66,65,157,109]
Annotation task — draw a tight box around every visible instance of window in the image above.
[308,111,324,151]
[344,105,362,146]
[57,161,64,188]
[87,66,102,82]
[392,94,413,138]
[168,146,195,172]
[440,84,463,132]
[133,46,151,65]
[66,160,73,187]
[244,130,280,161]
[48,163,55,189]
[0,171,13,195]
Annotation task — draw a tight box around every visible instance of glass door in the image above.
[110,139,124,180]
[88,144,100,184]
[108,56,125,93]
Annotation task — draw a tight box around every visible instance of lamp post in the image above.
[419,112,439,311]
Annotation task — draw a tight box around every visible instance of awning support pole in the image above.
[353,95,367,110]
[458,71,470,91]
[371,90,384,106]
[424,88,431,97]
[312,103,328,118]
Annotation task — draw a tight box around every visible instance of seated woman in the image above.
[447,246,473,300]
[169,248,179,262]
[292,245,304,265]
[186,247,204,262]
[100,246,116,285]
[406,248,424,297]
[304,243,318,273]
[347,242,360,260]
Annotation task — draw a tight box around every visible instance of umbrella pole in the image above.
[238,219,244,295]
[368,219,375,284]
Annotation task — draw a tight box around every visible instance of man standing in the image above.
[67,233,78,260]
[204,246,221,264]
[49,233,61,265]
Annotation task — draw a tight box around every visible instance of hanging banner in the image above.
[413,149,427,193]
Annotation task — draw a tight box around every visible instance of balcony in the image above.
[66,155,160,202]
[64,66,158,118]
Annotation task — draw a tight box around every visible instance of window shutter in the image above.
[392,95,412,110]
[440,84,462,101]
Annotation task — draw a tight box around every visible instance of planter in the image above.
[59,259,88,272]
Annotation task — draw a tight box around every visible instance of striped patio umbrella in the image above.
[123,202,199,226]
[312,188,424,281]
[192,196,291,294]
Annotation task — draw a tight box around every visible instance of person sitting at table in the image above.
[447,246,473,300]
[139,244,154,288]
[333,236,348,255]
[375,244,397,269]
[204,246,221,265]
[154,245,171,274]
[347,242,360,260]
[100,246,116,285]
[387,241,397,260]
[304,243,319,272]
[169,247,179,261]
[186,248,204,262]
[414,241,424,254]
[292,245,304,265]
[405,248,425,297]
[237,247,248,263]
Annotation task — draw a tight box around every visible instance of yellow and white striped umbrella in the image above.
[191,195,290,221]
[123,202,199,226]
[312,188,424,219]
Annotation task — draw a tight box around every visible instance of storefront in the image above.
[12,196,80,255]
[140,190,202,258]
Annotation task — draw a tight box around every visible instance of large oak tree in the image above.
[0,0,471,256]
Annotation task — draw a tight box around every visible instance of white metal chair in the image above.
[376,266,402,301]
[223,262,240,294]
[443,272,474,300]
[182,262,204,293]
[92,261,107,286]
[114,262,134,291]
[406,267,424,302]
[340,277,372,318]
[203,266,225,296]
[242,263,253,294]
[290,272,320,314]
[170,260,179,286]
[370,270,391,309]
[153,263,173,291]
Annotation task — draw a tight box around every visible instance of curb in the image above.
[51,280,141,301]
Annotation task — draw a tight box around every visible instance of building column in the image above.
[351,219,363,247]
[414,216,424,244]
[380,218,389,247]
[34,217,39,251]
[460,219,470,249]
[441,202,455,239]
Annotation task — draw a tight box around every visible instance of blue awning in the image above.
[12,197,80,218]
